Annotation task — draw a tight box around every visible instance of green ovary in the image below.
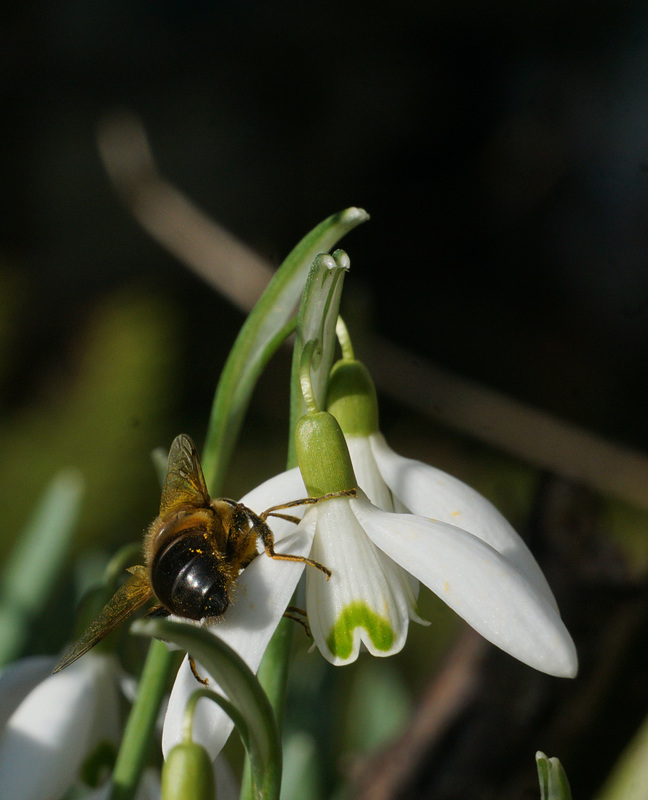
[326,601,394,658]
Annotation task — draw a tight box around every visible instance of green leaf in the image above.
[110,639,178,800]
[280,732,322,800]
[0,470,84,666]
[201,209,368,494]
[133,617,282,800]
[536,751,573,800]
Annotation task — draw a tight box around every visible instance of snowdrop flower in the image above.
[0,653,121,800]
[325,354,561,612]
[163,355,577,761]
[291,395,576,677]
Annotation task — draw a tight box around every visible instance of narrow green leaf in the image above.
[110,639,178,800]
[0,470,84,666]
[201,208,368,494]
[280,732,322,800]
[536,751,573,800]
[133,617,282,800]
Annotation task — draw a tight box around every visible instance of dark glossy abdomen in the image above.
[152,530,229,619]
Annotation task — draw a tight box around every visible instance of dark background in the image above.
[3,2,648,798]
[5,1,648,444]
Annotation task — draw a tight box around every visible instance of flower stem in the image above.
[299,340,321,415]
[110,639,178,800]
[239,617,293,800]
[335,316,355,361]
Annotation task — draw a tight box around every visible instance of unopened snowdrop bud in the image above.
[327,358,379,436]
[162,741,215,800]
[295,410,357,496]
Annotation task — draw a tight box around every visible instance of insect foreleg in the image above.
[283,605,311,637]
[189,656,209,685]
[259,488,357,522]
[264,511,302,525]
[245,509,332,579]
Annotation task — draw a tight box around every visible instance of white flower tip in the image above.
[529,629,578,679]
[552,643,579,679]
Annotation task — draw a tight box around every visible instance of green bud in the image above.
[295,411,357,496]
[162,742,215,800]
[326,359,379,436]
[536,752,572,800]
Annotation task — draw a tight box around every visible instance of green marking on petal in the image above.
[326,601,394,658]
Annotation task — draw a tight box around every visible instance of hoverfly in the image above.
[53,433,353,673]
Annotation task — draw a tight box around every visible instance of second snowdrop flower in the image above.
[288,338,577,677]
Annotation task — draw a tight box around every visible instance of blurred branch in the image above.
[97,111,274,312]
[96,112,648,510]
[363,338,648,510]
[350,630,487,800]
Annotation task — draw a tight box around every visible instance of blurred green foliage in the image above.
[0,280,179,561]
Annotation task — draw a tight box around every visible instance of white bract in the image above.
[0,653,121,800]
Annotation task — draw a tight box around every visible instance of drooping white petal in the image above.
[0,654,120,800]
[345,437,395,510]
[237,466,315,544]
[353,496,577,678]
[345,436,423,619]
[162,523,315,759]
[0,656,56,733]
[369,432,557,608]
[305,498,411,665]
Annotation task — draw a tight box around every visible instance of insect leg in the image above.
[143,607,208,684]
[284,605,311,637]
[145,604,169,618]
[260,488,357,521]
[189,656,209,686]
[243,507,332,579]
[264,511,302,525]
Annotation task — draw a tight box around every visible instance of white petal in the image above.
[239,466,306,508]
[0,655,118,800]
[162,523,315,759]
[345,437,395,510]
[353,498,577,677]
[0,656,56,733]
[345,436,424,622]
[370,433,557,607]
[305,499,411,665]
[239,467,310,542]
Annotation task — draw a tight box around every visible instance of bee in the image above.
[53,433,353,673]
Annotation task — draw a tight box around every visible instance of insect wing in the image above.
[159,433,210,516]
[52,565,154,673]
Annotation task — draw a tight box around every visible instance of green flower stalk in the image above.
[162,691,218,800]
